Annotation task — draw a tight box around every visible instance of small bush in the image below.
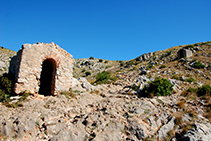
[159,65,166,69]
[141,77,174,97]
[193,61,205,69]
[146,65,153,70]
[89,56,94,59]
[95,71,117,84]
[104,61,108,63]
[126,60,138,66]
[187,87,198,93]
[182,85,211,97]
[82,69,86,72]
[200,42,207,45]
[99,59,103,62]
[197,85,211,96]
[183,45,194,49]
[167,50,172,55]
[119,61,125,67]
[0,73,15,103]
[106,66,112,69]
[185,77,194,83]
[85,71,91,76]
[172,75,179,80]
[96,71,110,81]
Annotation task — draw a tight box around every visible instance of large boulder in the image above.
[77,78,96,91]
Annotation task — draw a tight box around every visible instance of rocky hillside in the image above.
[74,41,211,89]
[0,47,16,75]
[0,41,211,140]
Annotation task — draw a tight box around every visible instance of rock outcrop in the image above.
[1,91,210,140]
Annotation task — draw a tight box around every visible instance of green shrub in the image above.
[200,42,207,45]
[119,61,125,67]
[182,85,211,97]
[167,50,172,56]
[85,71,91,76]
[104,60,108,63]
[172,75,179,80]
[99,59,103,62]
[185,78,194,83]
[0,73,31,107]
[95,71,117,84]
[197,85,211,96]
[0,73,15,103]
[141,77,174,97]
[187,87,198,93]
[89,56,94,59]
[183,45,194,49]
[159,65,166,69]
[96,71,110,82]
[193,61,205,69]
[106,66,112,69]
[146,64,153,70]
[126,60,138,66]
[82,69,86,72]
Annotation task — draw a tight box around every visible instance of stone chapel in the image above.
[9,42,74,95]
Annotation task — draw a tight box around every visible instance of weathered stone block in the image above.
[177,49,193,59]
[9,42,74,95]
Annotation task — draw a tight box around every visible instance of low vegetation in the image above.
[95,71,117,84]
[141,77,174,98]
[0,73,15,103]
[89,56,94,59]
[60,89,77,99]
[193,60,205,69]
[182,85,211,97]
[181,85,211,121]
[85,71,91,76]
[0,73,31,107]
[119,61,125,67]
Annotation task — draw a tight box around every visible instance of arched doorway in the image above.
[39,59,57,95]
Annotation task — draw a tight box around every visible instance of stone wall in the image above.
[9,42,74,95]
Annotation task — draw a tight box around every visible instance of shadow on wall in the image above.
[9,49,23,83]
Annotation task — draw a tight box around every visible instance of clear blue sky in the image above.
[1,0,211,60]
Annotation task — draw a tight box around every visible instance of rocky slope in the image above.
[0,47,16,75]
[0,41,211,140]
[0,85,211,140]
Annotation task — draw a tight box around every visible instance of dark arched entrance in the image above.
[39,59,57,95]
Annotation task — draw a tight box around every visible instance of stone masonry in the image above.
[9,42,74,95]
[177,48,193,59]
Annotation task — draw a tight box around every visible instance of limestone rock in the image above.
[158,117,175,140]
[183,123,211,141]
[78,77,95,91]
